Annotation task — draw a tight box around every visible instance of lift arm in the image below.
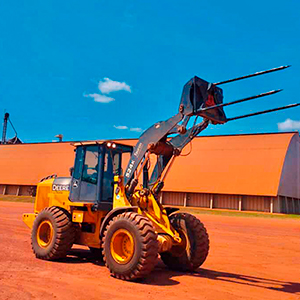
[123,76,226,193]
[124,65,297,197]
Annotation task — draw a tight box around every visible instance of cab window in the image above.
[73,146,84,180]
[82,146,99,184]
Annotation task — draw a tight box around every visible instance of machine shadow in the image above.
[144,264,300,294]
[59,250,300,295]
[57,248,105,266]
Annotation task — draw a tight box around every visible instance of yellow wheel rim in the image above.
[110,229,135,264]
[37,220,53,248]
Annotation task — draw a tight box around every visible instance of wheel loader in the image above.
[23,65,299,280]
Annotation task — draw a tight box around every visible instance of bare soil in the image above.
[0,202,299,300]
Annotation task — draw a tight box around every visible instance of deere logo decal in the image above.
[52,184,70,191]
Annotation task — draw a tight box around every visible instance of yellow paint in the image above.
[112,175,181,244]
[110,228,134,264]
[76,232,100,248]
[33,178,88,214]
[113,175,131,209]
[34,179,52,213]
[157,234,173,253]
[74,209,107,248]
[72,211,84,223]
[23,170,182,253]
[131,190,181,243]
[23,178,107,249]
[22,213,37,229]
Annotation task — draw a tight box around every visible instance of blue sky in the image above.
[1,0,300,143]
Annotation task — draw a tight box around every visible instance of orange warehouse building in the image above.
[0,132,299,214]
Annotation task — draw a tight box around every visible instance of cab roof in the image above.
[72,141,133,148]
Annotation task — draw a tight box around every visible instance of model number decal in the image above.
[133,143,143,157]
[125,159,135,178]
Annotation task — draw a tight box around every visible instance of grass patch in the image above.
[0,195,35,203]
[177,207,300,219]
[0,196,299,219]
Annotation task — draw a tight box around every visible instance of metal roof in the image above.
[0,133,299,198]
[163,132,299,197]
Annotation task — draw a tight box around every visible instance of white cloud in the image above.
[84,77,131,104]
[278,118,300,131]
[113,125,143,133]
[84,93,115,103]
[98,78,131,94]
[130,127,143,132]
[114,125,128,130]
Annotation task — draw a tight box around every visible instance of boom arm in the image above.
[124,76,226,194]
[124,65,298,198]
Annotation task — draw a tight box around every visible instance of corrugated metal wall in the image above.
[242,195,268,212]
[279,196,300,214]
[188,193,210,207]
[162,191,185,206]
[162,191,300,214]
[1,183,299,214]
[214,194,239,210]
[0,184,35,196]
[272,197,280,213]
[295,199,300,213]
[5,185,18,195]
[19,185,35,196]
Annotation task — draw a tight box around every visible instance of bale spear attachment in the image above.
[125,64,299,192]
[200,89,282,112]
[187,64,296,124]
[227,103,300,122]
[214,65,290,86]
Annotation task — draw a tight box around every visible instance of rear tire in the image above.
[161,213,209,271]
[31,207,75,260]
[102,212,158,281]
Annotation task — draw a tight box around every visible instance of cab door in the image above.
[79,145,100,202]
[69,145,101,203]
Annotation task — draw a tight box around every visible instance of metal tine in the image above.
[226,103,300,122]
[214,65,291,86]
[201,89,282,112]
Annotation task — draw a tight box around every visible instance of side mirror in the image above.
[69,167,74,176]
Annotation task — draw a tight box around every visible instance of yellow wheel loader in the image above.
[23,141,209,280]
[23,66,298,280]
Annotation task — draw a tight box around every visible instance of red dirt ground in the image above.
[0,202,299,300]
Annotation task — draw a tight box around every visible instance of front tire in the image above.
[31,207,75,260]
[102,212,158,281]
[161,213,209,271]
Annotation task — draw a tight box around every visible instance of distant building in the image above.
[0,132,299,214]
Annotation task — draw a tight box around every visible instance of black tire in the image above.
[161,213,209,271]
[31,206,75,260]
[102,212,158,281]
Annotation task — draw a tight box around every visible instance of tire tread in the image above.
[102,212,158,281]
[161,212,209,271]
[31,206,75,261]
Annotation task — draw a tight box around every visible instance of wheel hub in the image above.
[37,220,53,248]
[110,229,135,264]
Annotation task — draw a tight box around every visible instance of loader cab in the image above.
[69,142,133,209]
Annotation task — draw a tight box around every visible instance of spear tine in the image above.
[226,103,300,122]
[201,89,282,111]
[214,65,291,86]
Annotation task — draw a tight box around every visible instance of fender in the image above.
[164,206,180,216]
[99,206,138,239]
